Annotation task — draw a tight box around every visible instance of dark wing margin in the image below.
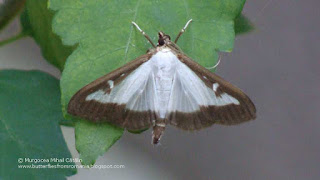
[67,53,155,131]
[169,54,256,130]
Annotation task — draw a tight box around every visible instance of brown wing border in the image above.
[67,53,156,131]
[167,53,256,130]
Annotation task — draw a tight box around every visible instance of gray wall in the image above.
[1,0,319,179]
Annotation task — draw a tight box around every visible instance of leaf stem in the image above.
[0,32,27,47]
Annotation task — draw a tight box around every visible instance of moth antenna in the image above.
[174,19,193,43]
[183,19,193,30]
[206,54,221,70]
[132,21,156,48]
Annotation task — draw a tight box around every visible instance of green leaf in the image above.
[0,0,26,31]
[0,70,76,180]
[49,0,247,164]
[20,0,74,71]
[128,128,148,134]
[19,8,32,35]
[235,14,254,35]
[51,0,247,119]
[75,120,123,165]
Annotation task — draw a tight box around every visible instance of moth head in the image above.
[158,31,171,46]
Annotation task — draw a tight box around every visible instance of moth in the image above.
[68,19,256,145]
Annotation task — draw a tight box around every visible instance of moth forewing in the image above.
[67,53,156,130]
[174,53,256,126]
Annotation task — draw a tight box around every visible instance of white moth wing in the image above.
[168,60,240,113]
[68,54,157,130]
[167,53,256,130]
[85,60,156,112]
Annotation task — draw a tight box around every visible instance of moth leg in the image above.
[132,22,156,48]
[174,19,193,43]
[206,53,222,70]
